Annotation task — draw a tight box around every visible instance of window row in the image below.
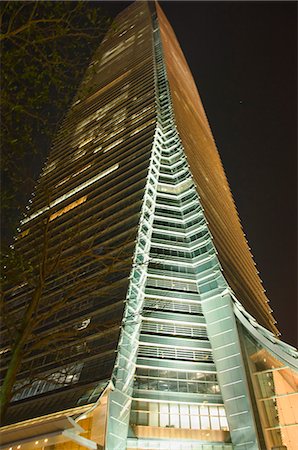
[146,277,198,293]
[134,377,220,395]
[137,345,213,363]
[143,298,202,315]
[141,321,207,339]
[130,402,228,431]
[136,368,217,382]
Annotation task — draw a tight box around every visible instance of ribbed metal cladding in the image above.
[1,1,157,424]
[156,4,278,335]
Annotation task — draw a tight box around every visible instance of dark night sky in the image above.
[103,1,297,346]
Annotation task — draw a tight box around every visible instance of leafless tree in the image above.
[0,209,134,420]
[0,1,111,250]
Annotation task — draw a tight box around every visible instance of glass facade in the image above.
[1,2,297,450]
[2,1,157,423]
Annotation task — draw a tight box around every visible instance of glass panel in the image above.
[138,412,148,426]
[189,404,199,415]
[210,416,220,430]
[243,328,298,449]
[189,405,200,430]
[219,406,226,417]
[220,416,229,429]
[170,414,180,428]
[190,414,200,430]
[209,406,218,416]
[201,415,210,429]
[200,405,208,415]
[170,404,179,414]
[149,402,158,426]
[180,413,190,429]
[160,403,169,413]
[179,404,189,429]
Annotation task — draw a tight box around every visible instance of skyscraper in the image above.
[1,2,297,450]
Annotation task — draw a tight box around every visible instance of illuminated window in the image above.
[169,404,179,428]
[43,161,56,176]
[103,138,124,153]
[49,195,87,221]
[17,228,30,239]
[180,404,190,428]
[149,403,158,426]
[74,317,91,330]
[103,127,126,142]
[113,107,126,120]
[130,119,155,136]
[131,105,154,124]
[101,36,135,64]
[160,403,169,427]
[21,164,119,224]
[201,415,210,429]
[74,149,87,160]
[78,136,94,148]
[83,92,128,123]
[76,112,101,132]
[132,402,228,431]
[190,405,200,429]
[55,177,70,188]
[72,164,92,178]
[76,117,90,130]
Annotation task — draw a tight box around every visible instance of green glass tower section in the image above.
[1,2,297,450]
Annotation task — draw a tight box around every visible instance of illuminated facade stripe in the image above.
[21,164,119,224]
